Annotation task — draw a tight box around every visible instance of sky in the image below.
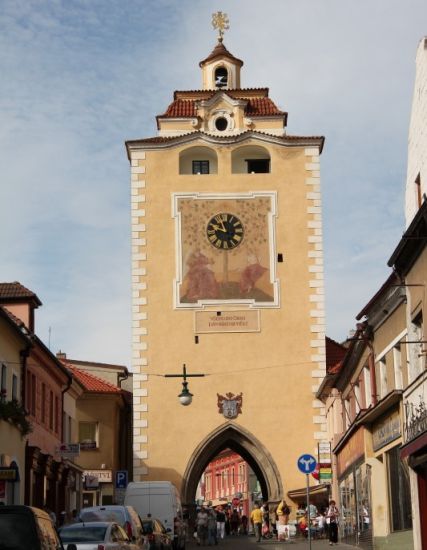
[0,0,426,367]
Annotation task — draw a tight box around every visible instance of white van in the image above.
[124,481,186,549]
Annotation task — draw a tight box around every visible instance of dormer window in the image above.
[215,67,228,88]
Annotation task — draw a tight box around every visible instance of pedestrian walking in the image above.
[196,506,209,546]
[216,506,226,540]
[326,499,340,545]
[207,507,217,546]
[250,503,263,543]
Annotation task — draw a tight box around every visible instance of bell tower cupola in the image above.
[199,12,243,90]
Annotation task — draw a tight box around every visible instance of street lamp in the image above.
[165,364,205,406]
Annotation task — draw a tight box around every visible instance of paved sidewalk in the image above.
[186,534,356,549]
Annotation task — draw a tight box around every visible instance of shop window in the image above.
[192,160,209,174]
[246,159,270,173]
[79,422,98,449]
[387,446,412,531]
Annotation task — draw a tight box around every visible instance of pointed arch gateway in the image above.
[181,422,283,505]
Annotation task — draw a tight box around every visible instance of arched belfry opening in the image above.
[181,422,283,505]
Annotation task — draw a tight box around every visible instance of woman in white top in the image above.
[326,500,339,545]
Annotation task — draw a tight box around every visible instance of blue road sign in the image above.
[297,454,317,474]
[115,470,128,489]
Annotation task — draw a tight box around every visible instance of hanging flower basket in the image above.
[0,399,32,437]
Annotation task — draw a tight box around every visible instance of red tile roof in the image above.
[64,363,122,394]
[159,97,284,119]
[199,41,243,68]
[0,282,42,306]
[325,336,347,375]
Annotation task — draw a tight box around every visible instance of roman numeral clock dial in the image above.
[206,213,244,250]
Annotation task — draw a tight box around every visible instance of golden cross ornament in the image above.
[212,11,229,42]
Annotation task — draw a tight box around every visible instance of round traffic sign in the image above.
[297,454,317,474]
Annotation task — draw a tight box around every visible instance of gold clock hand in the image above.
[211,223,227,233]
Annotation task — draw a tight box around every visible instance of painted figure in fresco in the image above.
[186,250,219,301]
[239,252,268,295]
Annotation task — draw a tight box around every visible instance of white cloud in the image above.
[1,0,426,364]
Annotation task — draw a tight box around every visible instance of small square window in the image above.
[79,421,98,449]
[245,159,270,173]
[192,160,210,174]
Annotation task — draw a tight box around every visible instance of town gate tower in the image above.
[126,15,327,506]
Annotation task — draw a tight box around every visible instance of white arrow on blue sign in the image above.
[297,454,317,474]
[115,470,128,489]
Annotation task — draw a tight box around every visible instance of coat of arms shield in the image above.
[217,392,243,419]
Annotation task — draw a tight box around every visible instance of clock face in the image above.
[206,212,244,250]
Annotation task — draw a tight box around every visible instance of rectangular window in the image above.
[1,364,7,399]
[354,384,361,414]
[246,159,270,173]
[411,312,424,377]
[31,374,36,416]
[12,374,18,401]
[41,384,46,423]
[387,446,412,531]
[79,422,98,448]
[192,160,209,174]
[55,396,59,434]
[393,346,403,389]
[49,390,54,430]
[363,366,372,408]
[379,359,388,399]
[344,398,351,429]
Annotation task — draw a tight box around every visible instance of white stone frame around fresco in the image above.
[172,190,279,309]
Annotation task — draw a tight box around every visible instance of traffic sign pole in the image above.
[306,473,312,550]
[297,454,317,550]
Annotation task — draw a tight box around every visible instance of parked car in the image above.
[140,517,173,549]
[0,504,64,550]
[59,521,140,550]
[78,505,144,547]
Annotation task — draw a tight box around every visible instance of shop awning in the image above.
[287,483,330,501]
[400,431,427,459]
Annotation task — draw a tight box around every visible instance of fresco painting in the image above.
[177,195,275,305]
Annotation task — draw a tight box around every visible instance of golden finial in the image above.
[212,11,229,43]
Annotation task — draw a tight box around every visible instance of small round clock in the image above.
[206,213,244,250]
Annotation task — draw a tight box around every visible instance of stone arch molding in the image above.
[181,422,283,504]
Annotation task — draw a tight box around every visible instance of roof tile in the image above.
[63,363,123,394]
[0,282,42,305]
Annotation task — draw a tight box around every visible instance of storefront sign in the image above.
[337,428,364,477]
[83,469,112,483]
[372,410,401,451]
[0,467,18,481]
[195,310,260,333]
[318,441,332,481]
[404,373,427,444]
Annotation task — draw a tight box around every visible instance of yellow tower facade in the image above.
[126,19,326,505]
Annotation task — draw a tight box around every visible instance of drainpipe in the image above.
[117,367,129,388]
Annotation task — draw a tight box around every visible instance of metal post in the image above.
[306,474,312,550]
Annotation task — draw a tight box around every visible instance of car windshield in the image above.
[80,509,125,524]
[60,525,107,543]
